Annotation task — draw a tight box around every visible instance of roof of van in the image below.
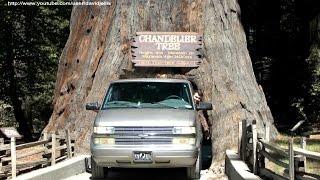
[110,78,191,83]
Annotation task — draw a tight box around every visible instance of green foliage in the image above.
[0,4,71,134]
[0,101,17,127]
[305,44,320,125]
[241,0,320,130]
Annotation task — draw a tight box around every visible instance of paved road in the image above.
[64,168,209,180]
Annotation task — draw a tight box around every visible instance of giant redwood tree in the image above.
[45,0,276,164]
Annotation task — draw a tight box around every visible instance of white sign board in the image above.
[0,127,22,138]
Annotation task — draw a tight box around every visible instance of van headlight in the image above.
[93,137,115,145]
[173,127,196,134]
[172,137,195,145]
[94,126,115,134]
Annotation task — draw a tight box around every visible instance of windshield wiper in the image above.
[106,101,140,108]
[151,102,179,109]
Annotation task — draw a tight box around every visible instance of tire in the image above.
[91,157,105,179]
[187,146,202,180]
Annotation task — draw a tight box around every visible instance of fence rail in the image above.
[0,130,75,179]
[239,120,320,180]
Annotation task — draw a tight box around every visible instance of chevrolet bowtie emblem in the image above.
[138,134,148,138]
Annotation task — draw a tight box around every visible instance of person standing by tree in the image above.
[194,90,211,140]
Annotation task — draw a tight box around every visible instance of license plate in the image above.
[133,152,152,162]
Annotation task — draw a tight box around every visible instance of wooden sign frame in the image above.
[131,32,202,67]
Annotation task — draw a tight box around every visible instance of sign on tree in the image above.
[131,32,202,67]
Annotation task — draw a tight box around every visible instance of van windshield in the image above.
[102,82,193,110]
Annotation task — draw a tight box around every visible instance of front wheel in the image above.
[91,156,105,179]
[187,147,202,180]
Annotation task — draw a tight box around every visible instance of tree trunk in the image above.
[4,12,33,141]
[45,0,275,164]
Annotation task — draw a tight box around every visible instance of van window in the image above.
[102,82,193,110]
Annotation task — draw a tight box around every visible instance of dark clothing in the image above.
[197,110,211,140]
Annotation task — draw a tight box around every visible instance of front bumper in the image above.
[91,144,198,168]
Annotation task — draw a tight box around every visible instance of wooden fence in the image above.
[239,120,320,180]
[0,130,75,179]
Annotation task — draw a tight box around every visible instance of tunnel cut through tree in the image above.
[45,0,276,164]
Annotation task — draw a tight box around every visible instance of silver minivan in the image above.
[86,78,212,180]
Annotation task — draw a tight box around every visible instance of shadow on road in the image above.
[91,168,186,180]
[202,139,212,169]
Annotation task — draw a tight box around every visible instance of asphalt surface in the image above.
[65,168,191,180]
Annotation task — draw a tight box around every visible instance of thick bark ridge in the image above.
[45,0,275,163]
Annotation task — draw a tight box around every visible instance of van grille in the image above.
[114,126,174,135]
[114,127,174,145]
[115,137,172,145]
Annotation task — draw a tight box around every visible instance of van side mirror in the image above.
[196,102,212,110]
[86,102,100,111]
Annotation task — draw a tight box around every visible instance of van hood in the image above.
[94,108,196,127]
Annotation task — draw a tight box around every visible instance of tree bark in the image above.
[45,0,275,163]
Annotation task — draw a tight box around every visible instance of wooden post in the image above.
[51,133,56,165]
[294,155,305,173]
[65,129,72,159]
[264,122,270,166]
[259,145,266,169]
[43,132,48,141]
[252,120,258,174]
[265,122,270,143]
[241,119,247,161]
[300,137,307,170]
[288,138,295,180]
[10,137,16,178]
[238,121,242,154]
